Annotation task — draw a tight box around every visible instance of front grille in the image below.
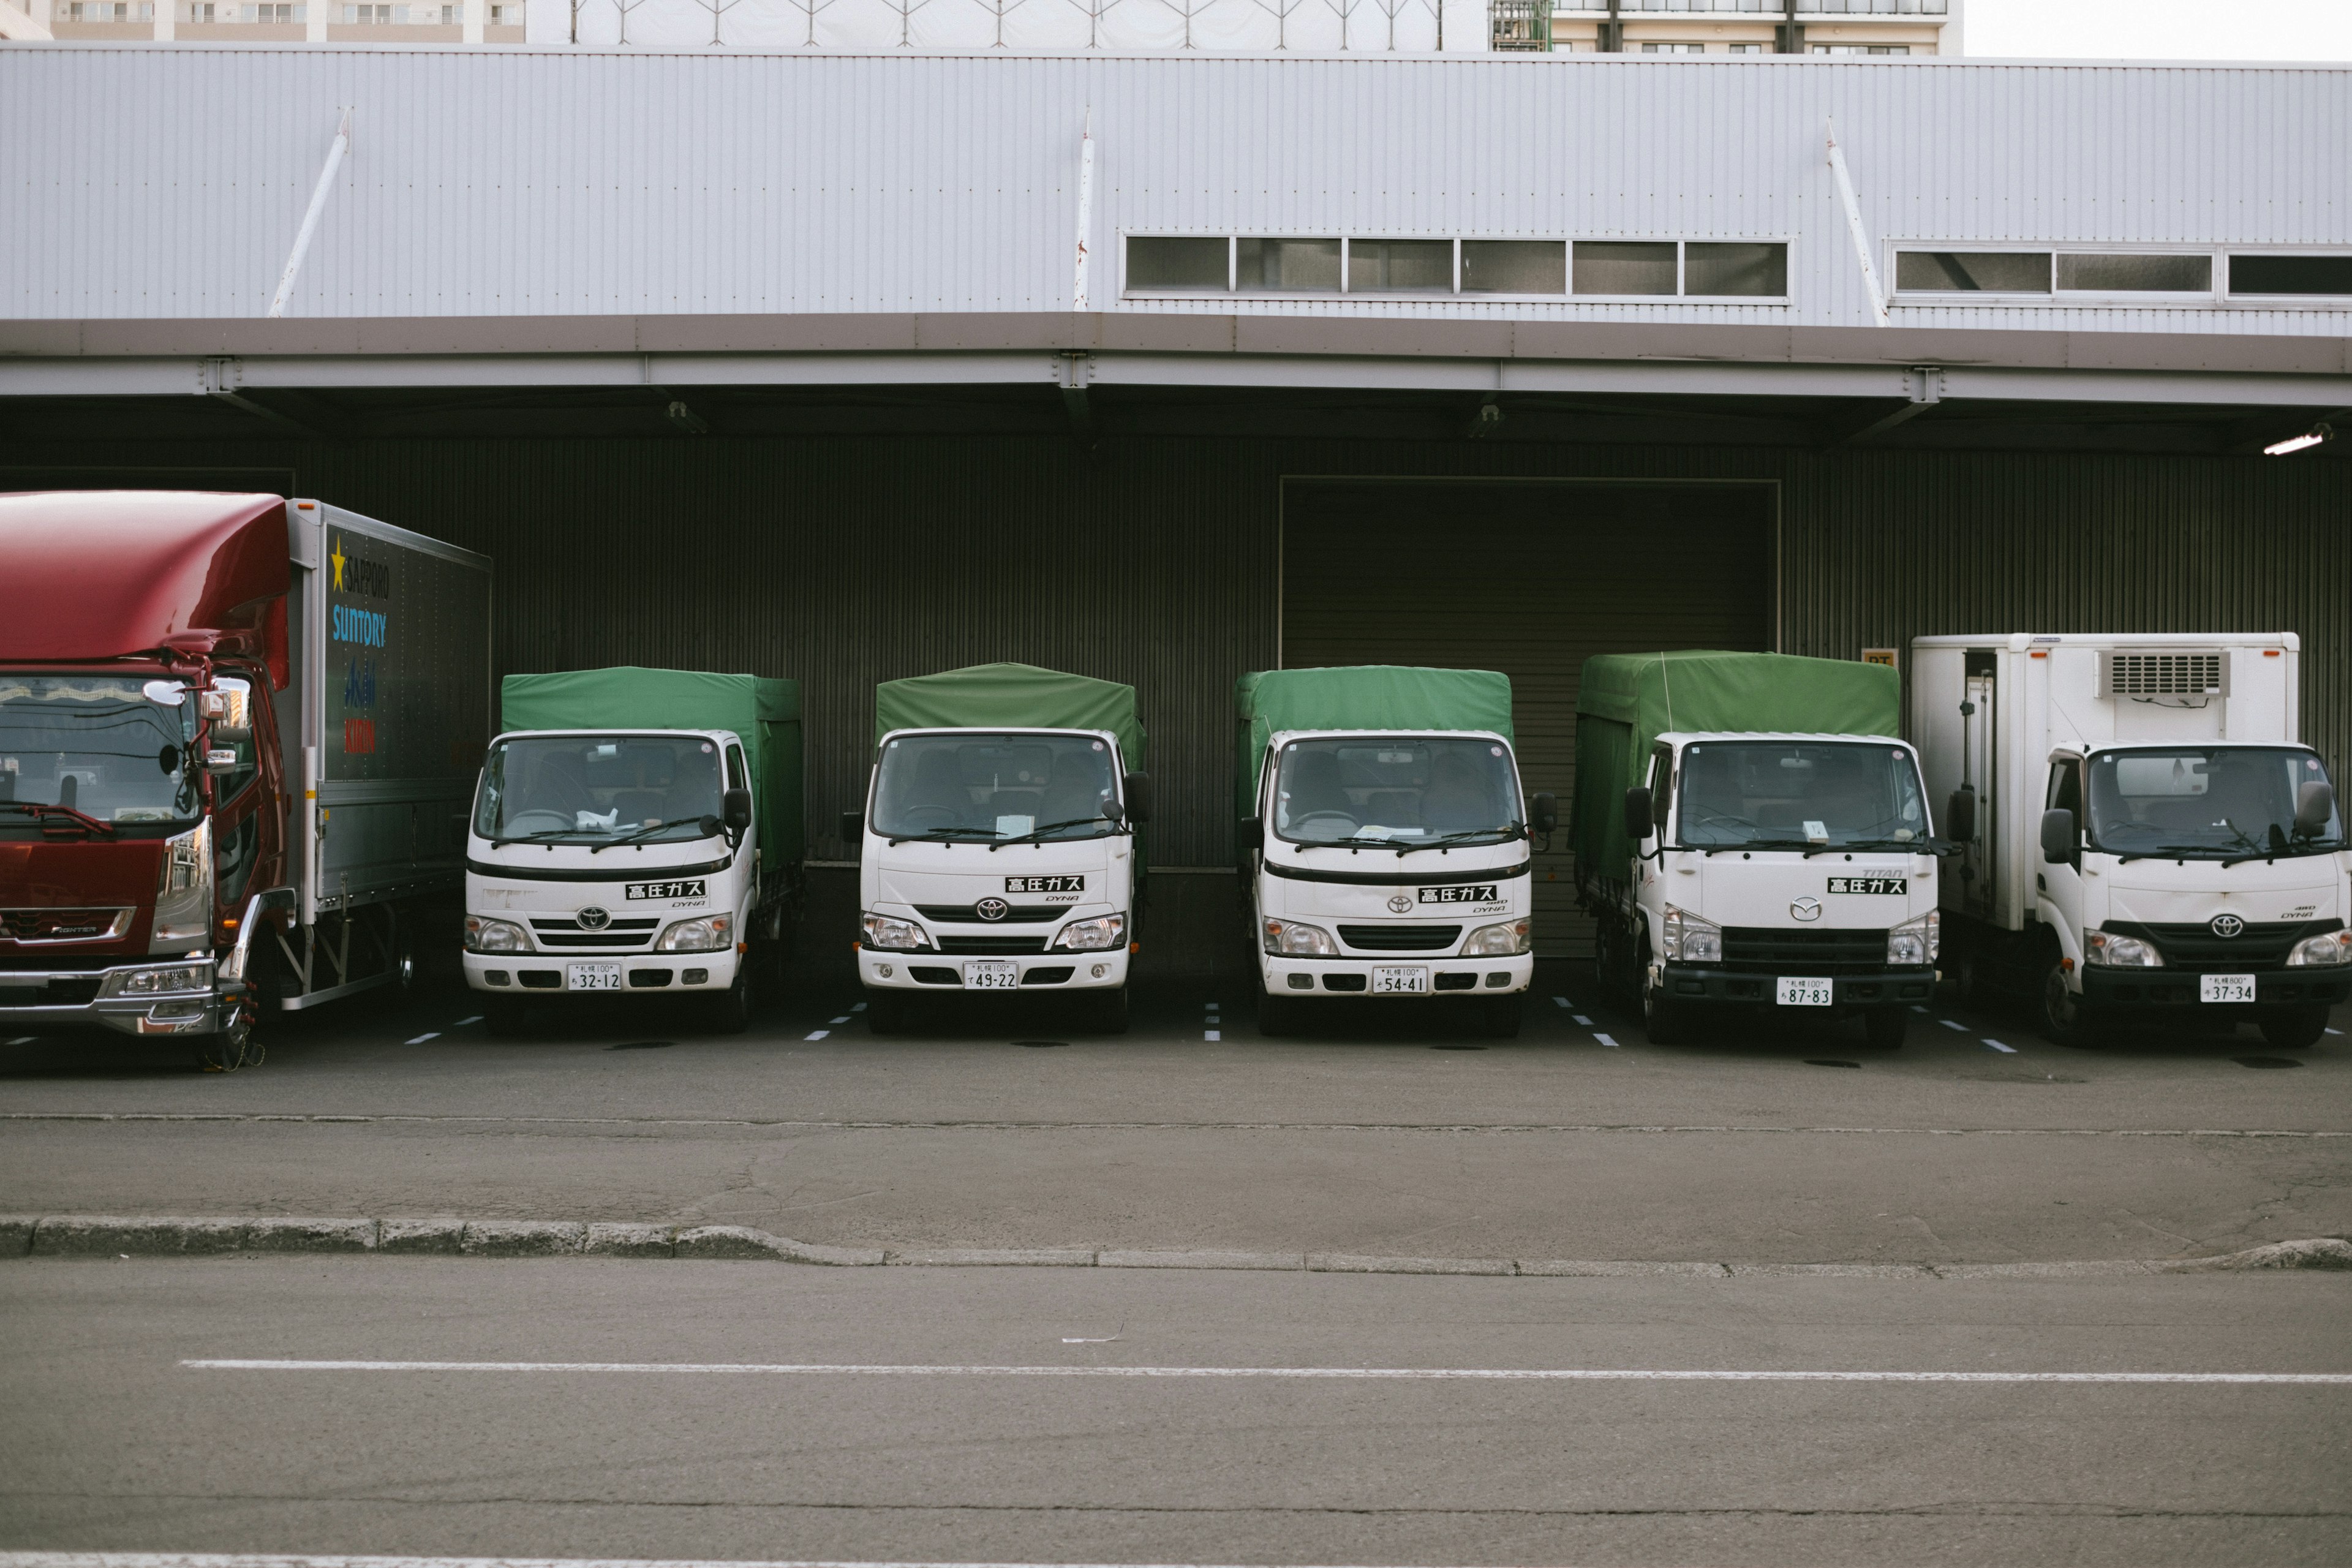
[532,917,657,931]
[0,978,102,1007]
[628,970,673,988]
[1022,967,1076,986]
[1337,924,1461,952]
[910,966,961,985]
[915,903,1065,924]
[1722,927,1888,974]
[2109,919,2332,973]
[934,936,1049,956]
[535,933,654,948]
[1,908,128,942]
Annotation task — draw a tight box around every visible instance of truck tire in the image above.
[1085,986,1131,1036]
[864,989,908,1036]
[484,995,529,1037]
[1257,991,1301,1038]
[2040,958,2103,1047]
[193,1014,252,1073]
[1482,994,1523,1040]
[704,967,752,1034]
[1863,1005,1908,1050]
[2260,1003,2331,1053]
[1642,977,1692,1046]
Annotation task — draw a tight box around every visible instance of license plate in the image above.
[1826,876,1907,895]
[2200,974,2258,1004]
[1777,976,1834,1006]
[1372,965,1430,995]
[964,960,1020,990]
[567,962,623,992]
[1417,884,1499,904]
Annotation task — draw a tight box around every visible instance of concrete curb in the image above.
[1,1214,2346,1278]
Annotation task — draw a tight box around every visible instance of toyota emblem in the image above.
[2210,913,2245,938]
[1790,897,1822,922]
[576,906,611,931]
[1387,894,1414,914]
[976,897,1009,922]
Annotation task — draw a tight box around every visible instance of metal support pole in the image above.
[267,108,351,320]
[1824,118,1890,328]
[1072,107,1095,312]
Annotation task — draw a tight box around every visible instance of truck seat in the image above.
[608,790,669,825]
[1281,750,1351,821]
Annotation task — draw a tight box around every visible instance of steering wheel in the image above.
[505,809,574,834]
[1294,810,1359,831]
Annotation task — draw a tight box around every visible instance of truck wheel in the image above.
[1482,995,1523,1040]
[1642,978,1691,1046]
[2040,959,2103,1047]
[1257,991,1300,1038]
[864,989,908,1036]
[2260,1003,2331,1053]
[1863,1005,1908,1050]
[193,1016,252,1073]
[1085,986,1131,1036]
[705,967,752,1034]
[484,995,529,1037]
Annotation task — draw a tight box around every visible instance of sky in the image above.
[1969,0,2352,61]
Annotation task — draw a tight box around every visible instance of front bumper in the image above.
[1259,952,1533,998]
[0,959,227,1037]
[1659,963,1937,1008]
[463,948,740,994]
[859,944,1131,991]
[2079,968,2349,1008]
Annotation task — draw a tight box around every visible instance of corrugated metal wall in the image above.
[6,48,2350,334]
[6,435,2346,907]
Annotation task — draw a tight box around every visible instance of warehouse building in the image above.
[2,48,2346,965]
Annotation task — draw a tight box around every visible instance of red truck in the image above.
[0,491,491,1069]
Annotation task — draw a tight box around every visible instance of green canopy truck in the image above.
[845,662,1150,1035]
[463,667,803,1033]
[1237,666,1555,1039]
[1572,650,1941,1048]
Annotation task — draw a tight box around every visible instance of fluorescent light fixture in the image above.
[2264,422,2334,456]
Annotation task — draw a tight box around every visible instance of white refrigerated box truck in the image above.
[1912,633,2348,1049]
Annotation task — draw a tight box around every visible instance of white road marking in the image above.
[4,1036,34,1046]
[1553,996,1571,1008]
[805,1030,829,1041]
[1204,1030,1221,1042]
[179,1359,2352,1385]
[404,1033,440,1045]
[454,1016,483,1027]
[1940,1020,1968,1031]
[2329,1028,2345,1036]
[1573,1015,1593,1027]
[830,1016,851,1025]
[1593,1033,1621,1049]
[850,1003,867,1012]
[1910,1005,1930,1014]
[1982,1039,2018,1054]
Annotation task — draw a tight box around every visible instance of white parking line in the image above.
[0,1557,1466,1568]
[830,1016,851,1024]
[4,1036,34,1046]
[1204,1030,1222,1042]
[1573,1015,1593,1027]
[850,1002,867,1012]
[805,1030,829,1041]
[1553,995,1571,1008]
[1593,1033,1621,1049]
[454,1016,483,1027]
[1910,1005,1931,1014]
[404,1033,440,1045]
[179,1358,2352,1385]
[1940,1019,1968,1031]
[2329,1028,2345,1036]
[1982,1038,2018,1054]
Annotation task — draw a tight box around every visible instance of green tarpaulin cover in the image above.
[501,666,804,867]
[1234,666,1516,821]
[1570,650,1899,891]
[873,663,1146,770]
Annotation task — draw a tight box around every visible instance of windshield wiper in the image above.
[2114,843,2228,864]
[1698,836,1813,858]
[1392,825,1523,856]
[490,827,601,847]
[989,816,1116,850]
[1,801,118,837]
[889,827,1001,845]
[591,815,719,854]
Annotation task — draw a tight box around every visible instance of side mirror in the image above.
[1121,771,1153,826]
[1238,815,1263,853]
[2040,807,2075,864]
[1099,798,1126,826]
[1529,791,1559,835]
[1623,786,1654,841]
[202,676,254,741]
[723,788,753,835]
[204,748,240,772]
[839,809,864,841]
[2295,780,2336,837]
[1944,786,1977,845]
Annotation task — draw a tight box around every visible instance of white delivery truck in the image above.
[846,663,1148,1035]
[1237,667,1552,1039]
[1575,652,1943,1048]
[462,668,804,1035]
[1912,633,2347,1050]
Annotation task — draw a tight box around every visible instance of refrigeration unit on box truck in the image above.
[1235,666,1554,1039]
[462,667,804,1034]
[845,663,1149,1036]
[0,491,491,1070]
[1572,651,1944,1049]
[1912,633,2347,1049]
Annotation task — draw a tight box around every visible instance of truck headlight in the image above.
[104,962,213,997]
[464,915,532,954]
[1463,918,1531,956]
[2286,931,2351,967]
[658,913,734,954]
[1888,910,1940,967]
[859,913,929,952]
[2084,929,2161,968]
[1263,918,1336,957]
[1662,903,1721,963]
[1051,913,1126,951]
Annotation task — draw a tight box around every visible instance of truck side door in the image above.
[2040,755,2087,959]
[725,742,753,895]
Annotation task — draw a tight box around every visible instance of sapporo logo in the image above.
[330,535,393,598]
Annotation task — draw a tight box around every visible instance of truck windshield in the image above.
[475,735,726,845]
[0,676,200,827]
[1676,741,1928,850]
[2087,747,2343,857]
[1272,736,1521,847]
[872,732,1118,842]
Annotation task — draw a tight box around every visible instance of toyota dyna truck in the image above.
[846,662,1150,1035]
[0,490,491,1070]
[1237,666,1554,1039]
[463,668,804,1034]
[1574,651,1942,1049]
[1912,634,2346,1050]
